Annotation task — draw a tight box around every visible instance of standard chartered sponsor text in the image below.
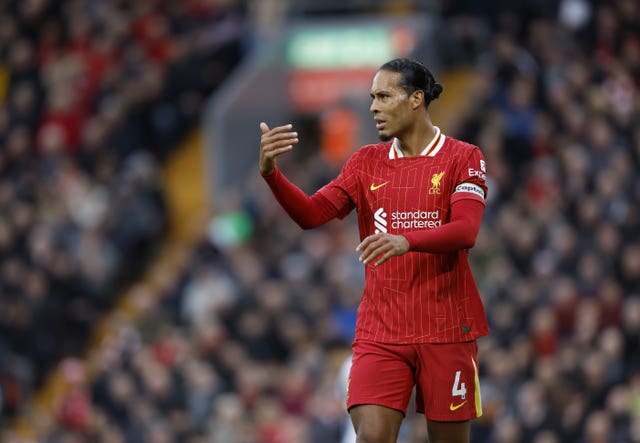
[391,210,441,229]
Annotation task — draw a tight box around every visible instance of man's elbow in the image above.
[451,214,481,249]
[297,220,320,230]
[460,227,479,249]
[461,236,476,249]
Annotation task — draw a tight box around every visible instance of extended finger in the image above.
[361,245,389,265]
[262,138,298,154]
[360,241,389,264]
[264,145,294,158]
[356,234,381,252]
[374,250,394,266]
[357,237,381,261]
[262,133,299,148]
[264,123,294,135]
[262,132,298,146]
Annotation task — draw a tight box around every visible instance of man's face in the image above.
[369,70,413,141]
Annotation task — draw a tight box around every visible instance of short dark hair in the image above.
[379,58,443,108]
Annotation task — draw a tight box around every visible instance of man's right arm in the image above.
[262,167,339,229]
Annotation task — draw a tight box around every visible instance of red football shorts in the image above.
[346,340,482,422]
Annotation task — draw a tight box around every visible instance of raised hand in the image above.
[259,122,299,175]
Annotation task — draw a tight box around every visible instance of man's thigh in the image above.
[347,340,415,415]
[414,341,482,422]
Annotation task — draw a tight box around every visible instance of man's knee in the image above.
[426,419,470,443]
[354,427,400,443]
[350,405,404,443]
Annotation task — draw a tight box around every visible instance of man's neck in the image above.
[396,122,438,157]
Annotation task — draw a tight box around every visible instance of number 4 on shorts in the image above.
[451,370,466,400]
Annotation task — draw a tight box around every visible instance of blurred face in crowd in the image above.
[369,70,422,141]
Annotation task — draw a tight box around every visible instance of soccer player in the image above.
[259,58,489,443]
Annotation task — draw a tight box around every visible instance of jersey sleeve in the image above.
[262,167,340,229]
[403,199,484,252]
[316,150,360,219]
[451,147,488,205]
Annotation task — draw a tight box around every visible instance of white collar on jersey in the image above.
[389,126,445,159]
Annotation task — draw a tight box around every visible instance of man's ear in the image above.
[410,90,425,110]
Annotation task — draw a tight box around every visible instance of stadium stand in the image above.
[2,1,640,443]
[0,0,247,437]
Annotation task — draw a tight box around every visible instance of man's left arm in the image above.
[357,199,484,265]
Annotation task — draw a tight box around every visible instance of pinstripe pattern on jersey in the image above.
[319,135,489,344]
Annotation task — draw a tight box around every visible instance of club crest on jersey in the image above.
[429,171,445,194]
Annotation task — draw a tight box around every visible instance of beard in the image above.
[378,133,392,142]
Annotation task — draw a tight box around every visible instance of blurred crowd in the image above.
[450,0,640,441]
[0,0,246,426]
[3,0,640,443]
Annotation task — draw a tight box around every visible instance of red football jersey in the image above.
[318,129,489,343]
